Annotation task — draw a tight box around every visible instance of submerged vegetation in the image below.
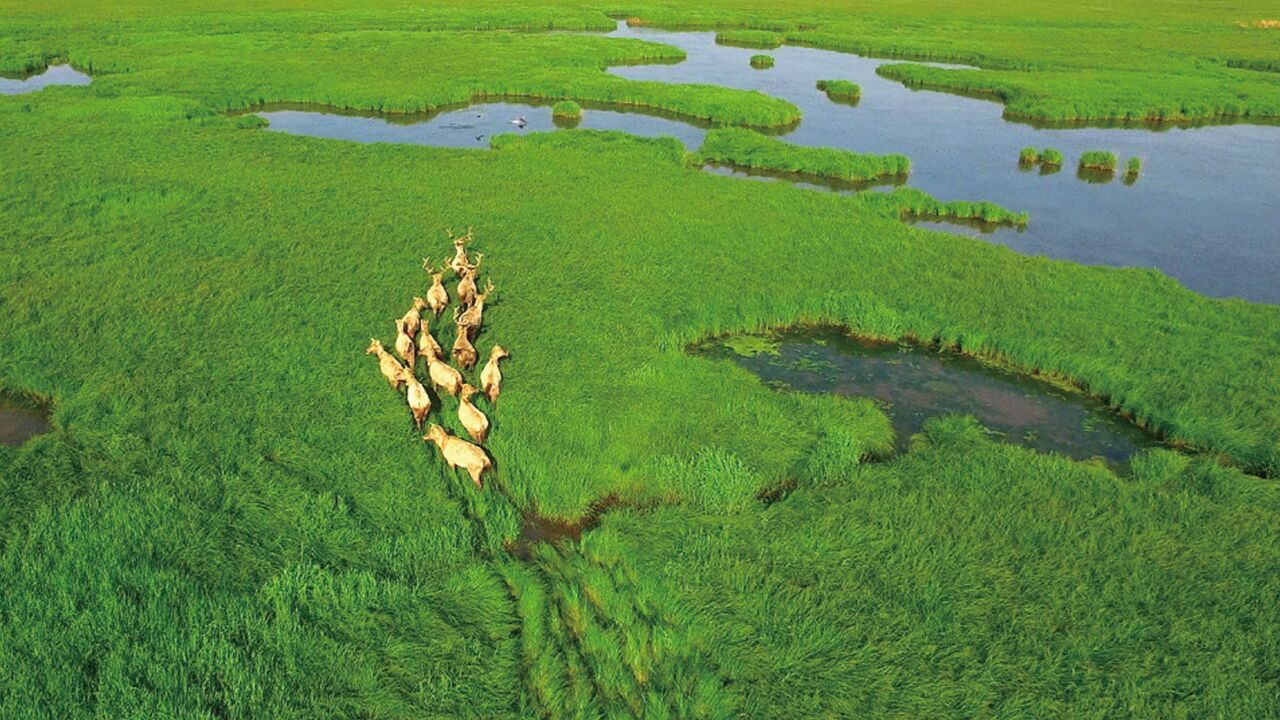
[698,127,910,182]
[749,54,775,69]
[816,78,860,103]
[2,0,1280,716]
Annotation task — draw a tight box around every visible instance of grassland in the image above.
[2,0,1280,717]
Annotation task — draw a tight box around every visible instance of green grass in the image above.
[1126,156,1143,177]
[816,78,860,102]
[1080,150,1119,171]
[864,187,1029,227]
[698,127,910,183]
[1041,147,1064,166]
[2,0,1280,715]
[551,99,582,119]
[749,54,774,69]
[714,29,783,49]
[1018,146,1039,164]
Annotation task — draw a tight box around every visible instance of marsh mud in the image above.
[510,495,624,559]
[0,65,91,95]
[0,395,51,446]
[701,327,1162,465]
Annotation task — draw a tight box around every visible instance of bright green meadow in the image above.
[2,0,1279,717]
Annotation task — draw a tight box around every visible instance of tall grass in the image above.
[715,30,783,49]
[698,127,910,182]
[1079,150,1118,171]
[749,54,775,69]
[816,78,860,102]
[862,187,1029,226]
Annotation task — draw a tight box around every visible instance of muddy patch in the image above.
[510,495,623,559]
[698,327,1164,466]
[0,395,51,446]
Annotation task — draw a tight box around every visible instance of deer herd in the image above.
[366,229,509,489]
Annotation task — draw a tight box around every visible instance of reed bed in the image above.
[698,127,910,182]
[749,54,775,69]
[1079,150,1118,171]
[816,79,860,102]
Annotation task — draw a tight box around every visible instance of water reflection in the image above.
[0,65,91,95]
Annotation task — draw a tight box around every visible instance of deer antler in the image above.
[482,279,495,295]
[422,257,435,273]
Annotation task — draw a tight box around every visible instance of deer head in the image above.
[365,338,383,354]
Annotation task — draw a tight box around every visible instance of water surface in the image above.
[0,65,91,95]
[702,327,1162,465]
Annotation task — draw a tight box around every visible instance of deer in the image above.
[394,321,416,370]
[447,228,474,276]
[366,339,406,390]
[457,384,490,443]
[423,424,491,488]
[456,254,482,307]
[416,319,443,362]
[452,316,478,369]
[421,341,463,396]
[456,280,493,339]
[400,366,432,429]
[423,258,449,317]
[399,297,428,339]
[480,345,509,403]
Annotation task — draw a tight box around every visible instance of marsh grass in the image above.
[699,127,909,182]
[1124,156,1142,182]
[1018,146,1040,164]
[1040,147,1064,166]
[816,78,860,104]
[715,29,784,49]
[551,99,582,119]
[749,54,775,69]
[1079,150,1118,171]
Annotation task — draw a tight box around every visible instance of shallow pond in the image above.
[0,65,91,95]
[0,396,51,446]
[251,22,1280,303]
[702,327,1162,465]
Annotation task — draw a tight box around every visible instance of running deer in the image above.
[416,320,443,362]
[480,345,509,403]
[452,317,478,369]
[366,339,406,390]
[456,280,493,339]
[423,424,491,488]
[394,322,416,369]
[422,342,463,396]
[399,297,428,339]
[400,367,432,429]
[458,384,490,443]
[447,228,474,276]
[423,258,449,317]
[457,254,483,307]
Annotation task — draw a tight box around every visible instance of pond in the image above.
[700,327,1163,466]
[0,395,51,446]
[249,21,1280,304]
[0,65,91,95]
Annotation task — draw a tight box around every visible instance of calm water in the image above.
[0,65,91,95]
[703,327,1162,465]
[252,22,1280,303]
[0,396,50,446]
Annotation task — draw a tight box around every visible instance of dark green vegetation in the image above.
[866,187,1029,227]
[699,127,909,183]
[1080,150,1119,171]
[714,29,782,49]
[816,78,860,102]
[749,53,774,69]
[551,99,582,119]
[3,0,1280,716]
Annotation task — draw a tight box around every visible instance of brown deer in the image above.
[452,316,478,369]
[421,342,463,396]
[416,320,443,362]
[480,345,509,403]
[447,228,474,276]
[400,367,432,429]
[423,258,449,317]
[423,424,491,488]
[394,322,416,369]
[399,297,428,339]
[456,280,493,339]
[458,384,490,443]
[456,254,482,307]
[366,339,406,390]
